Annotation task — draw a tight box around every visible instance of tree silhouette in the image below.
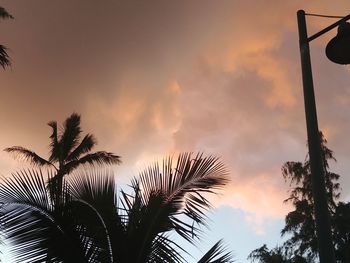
[0,6,13,69]
[5,113,121,175]
[249,133,350,263]
[0,153,233,262]
[281,134,340,261]
[333,202,350,262]
[4,113,121,205]
[248,245,307,263]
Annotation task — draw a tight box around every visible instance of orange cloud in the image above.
[2,0,350,232]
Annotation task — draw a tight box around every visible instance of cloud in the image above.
[1,1,350,232]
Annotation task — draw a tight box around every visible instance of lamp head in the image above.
[326,22,350,64]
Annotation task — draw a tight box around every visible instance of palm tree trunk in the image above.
[56,174,63,208]
[49,171,64,210]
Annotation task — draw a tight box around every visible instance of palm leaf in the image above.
[117,153,228,263]
[197,240,234,263]
[0,154,230,263]
[68,169,124,262]
[4,146,54,168]
[148,234,185,263]
[0,7,13,69]
[67,169,185,263]
[0,170,52,216]
[59,113,82,159]
[66,133,97,162]
[48,121,60,163]
[65,151,121,173]
[125,188,176,262]
[0,169,96,262]
[118,184,184,263]
[137,153,228,242]
[0,7,13,19]
[0,170,61,261]
[0,44,10,69]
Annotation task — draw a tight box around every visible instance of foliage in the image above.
[249,133,350,263]
[0,153,234,263]
[198,240,233,263]
[280,134,340,261]
[333,202,350,262]
[248,245,307,263]
[0,6,13,69]
[4,113,121,206]
[5,113,121,176]
[248,245,286,263]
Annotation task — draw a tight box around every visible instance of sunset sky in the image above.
[1,1,350,262]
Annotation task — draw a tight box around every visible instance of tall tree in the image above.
[0,153,234,263]
[5,113,121,177]
[0,6,13,69]
[249,133,350,263]
[4,113,121,205]
[333,202,350,262]
[281,133,340,261]
[248,245,307,263]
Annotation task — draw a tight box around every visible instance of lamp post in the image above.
[297,10,350,263]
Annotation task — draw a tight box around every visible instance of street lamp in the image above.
[297,10,350,263]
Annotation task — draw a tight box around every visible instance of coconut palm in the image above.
[0,169,99,262]
[5,113,121,176]
[0,153,233,262]
[0,6,13,69]
[4,113,121,204]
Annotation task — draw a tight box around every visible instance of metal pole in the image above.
[297,10,335,263]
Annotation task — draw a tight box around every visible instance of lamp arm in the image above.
[307,12,350,42]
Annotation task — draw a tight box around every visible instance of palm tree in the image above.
[0,169,98,262]
[0,6,13,69]
[4,113,121,204]
[5,113,121,176]
[0,153,234,262]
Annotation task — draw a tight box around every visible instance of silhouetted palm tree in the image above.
[0,6,13,69]
[5,113,121,176]
[0,153,233,263]
[4,113,121,205]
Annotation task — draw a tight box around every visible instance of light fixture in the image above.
[326,22,350,64]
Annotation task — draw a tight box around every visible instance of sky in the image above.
[1,1,350,262]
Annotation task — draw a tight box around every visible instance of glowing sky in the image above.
[1,1,350,262]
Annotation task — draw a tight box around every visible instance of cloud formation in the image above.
[1,0,350,228]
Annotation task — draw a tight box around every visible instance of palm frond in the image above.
[4,146,54,168]
[2,207,53,262]
[0,170,56,262]
[197,240,234,263]
[0,7,13,19]
[69,169,116,202]
[68,169,125,262]
[0,44,11,69]
[0,169,52,216]
[0,169,96,262]
[48,121,60,163]
[0,7,13,69]
[65,151,121,173]
[127,189,175,262]
[67,169,186,263]
[148,234,185,263]
[66,134,97,162]
[118,184,183,263]
[116,153,229,263]
[59,113,82,159]
[0,152,230,263]
[137,153,229,241]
